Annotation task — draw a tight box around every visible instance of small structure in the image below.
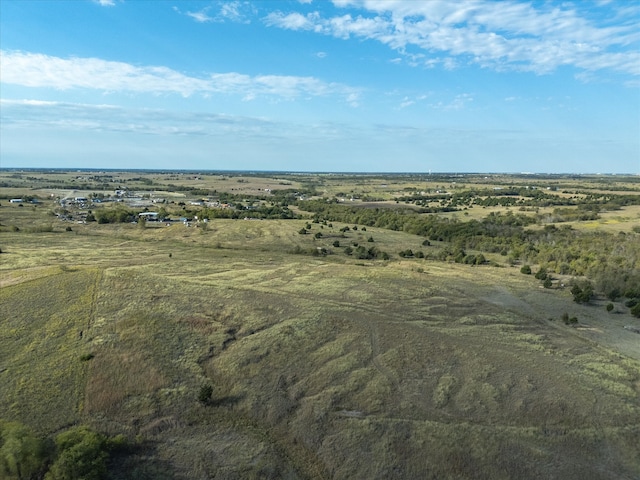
[138,212,159,221]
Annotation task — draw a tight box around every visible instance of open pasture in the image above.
[1,171,639,479]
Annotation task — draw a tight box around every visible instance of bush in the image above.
[534,267,548,280]
[46,426,107,480]
[631,303,640,318]
[198,384,213,404]
[0,421,49,480]
[571,281,594,304]
[520,265,532,275]
[606,303,614,312]
[543,277,552,289]
[333,240,340,247]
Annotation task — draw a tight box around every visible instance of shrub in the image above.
[631,303,640,318]
[543,277,552,289]
[46,426,108,480]
[535,267,548,280]
[198,384,213,404]
[606,303,614,312]
[561,313,578,325]
[571,281,594,304]
[520,265,532,275]
[333,240,340,247]
[65,226,73,232]
[422,239,431,246]
[0,421,49,480]
[298,228,307,235]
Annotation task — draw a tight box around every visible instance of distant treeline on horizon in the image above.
[0,168,637,178]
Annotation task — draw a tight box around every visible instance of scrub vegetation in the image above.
[1,170,639,479]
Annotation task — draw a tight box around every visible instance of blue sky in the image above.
[1,0,639,173]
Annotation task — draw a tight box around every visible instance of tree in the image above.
[45,426,107,480]
[198,384,213,404]
[571,281,594,304]
[0,421,49,480]
[535,267,548,280]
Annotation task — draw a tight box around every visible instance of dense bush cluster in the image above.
[0,421,128,480]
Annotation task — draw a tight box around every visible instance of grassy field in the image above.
[1,172,639,479]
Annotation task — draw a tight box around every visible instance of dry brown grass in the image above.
[2,173,640,478]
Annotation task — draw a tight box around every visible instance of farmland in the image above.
[1,170,639,479]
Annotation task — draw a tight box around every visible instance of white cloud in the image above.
[95,0,116,6]
[186,8,215,23]
[0,50,361,104]
[264,12,315,30]
[264,0,640,77]
[429,93,473,111]
[182,1,255,24]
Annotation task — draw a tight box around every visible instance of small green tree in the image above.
[534,267,547,280]
[198,384,213,404]
[0,421,49,480]
[45,426,107,480]
[571,281,594,304]
[520,265,532,275]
